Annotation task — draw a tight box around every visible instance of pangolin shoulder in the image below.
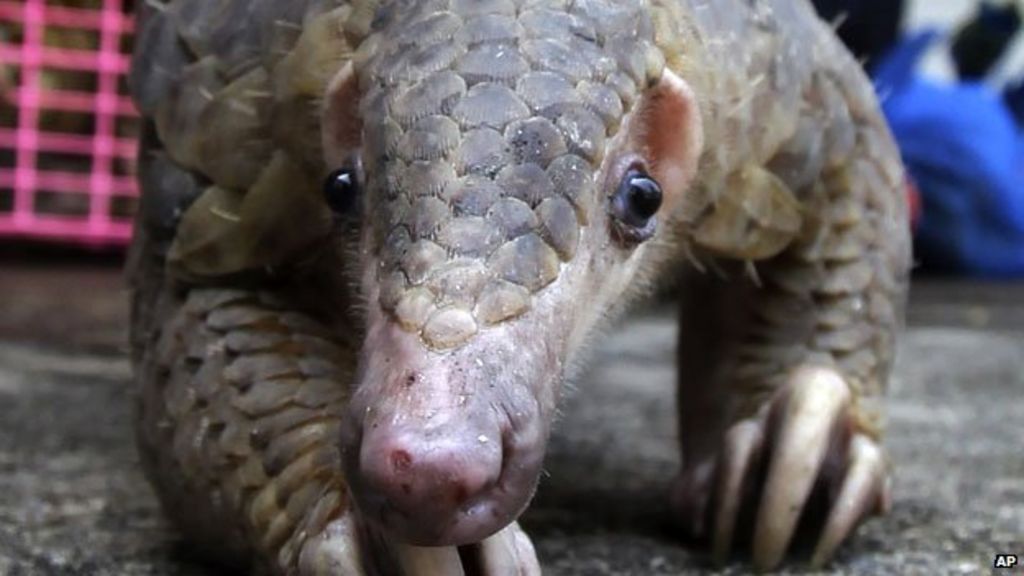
[129,0,370,281]
[656,0,889,262]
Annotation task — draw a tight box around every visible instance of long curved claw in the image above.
[298,514,369,576]
[671,459,716,539]
[811,434,887,568]
[753,366,851,572]
[394,544,466,576]
[372,522,540,576]
[479,522,542,576]
[712,420,764,564]
[677,363,887,569]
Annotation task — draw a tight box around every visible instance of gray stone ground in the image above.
[0,262,1022,576]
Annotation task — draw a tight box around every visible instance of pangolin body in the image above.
[128,1,911,574]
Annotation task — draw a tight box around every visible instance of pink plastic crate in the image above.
[0,0,138,247]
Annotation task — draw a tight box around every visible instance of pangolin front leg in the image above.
[134,287,540,575]
[674,112,909,570]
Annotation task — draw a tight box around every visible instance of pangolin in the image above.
[127,0,911,574]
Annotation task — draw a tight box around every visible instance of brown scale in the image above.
[352,6,657,346]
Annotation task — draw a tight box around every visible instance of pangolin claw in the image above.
[753,366,851,570]
[700,366,888,571]
[711,420,763,565]
[298,514,367,576]
[394,544,467,576]
[810,435,889,568]
[390,522,540,576]
[478,521,542,576]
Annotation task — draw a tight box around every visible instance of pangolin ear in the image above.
[322,62,363,167]
[636,69,704,216]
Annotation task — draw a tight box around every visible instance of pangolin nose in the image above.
[349,420,508,544]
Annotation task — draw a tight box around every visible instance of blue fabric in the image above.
[874,31,1024,277]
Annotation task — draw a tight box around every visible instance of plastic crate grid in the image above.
[0,0,138,246]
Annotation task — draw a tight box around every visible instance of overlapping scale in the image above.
[146,0,661,351]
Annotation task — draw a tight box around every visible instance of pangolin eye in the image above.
[324,168,359,214]
[610,168,662,241]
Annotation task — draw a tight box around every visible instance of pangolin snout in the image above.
[340,318,548,546]
[346,407,535,545]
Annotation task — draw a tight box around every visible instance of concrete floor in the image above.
[0,261,1022,576]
